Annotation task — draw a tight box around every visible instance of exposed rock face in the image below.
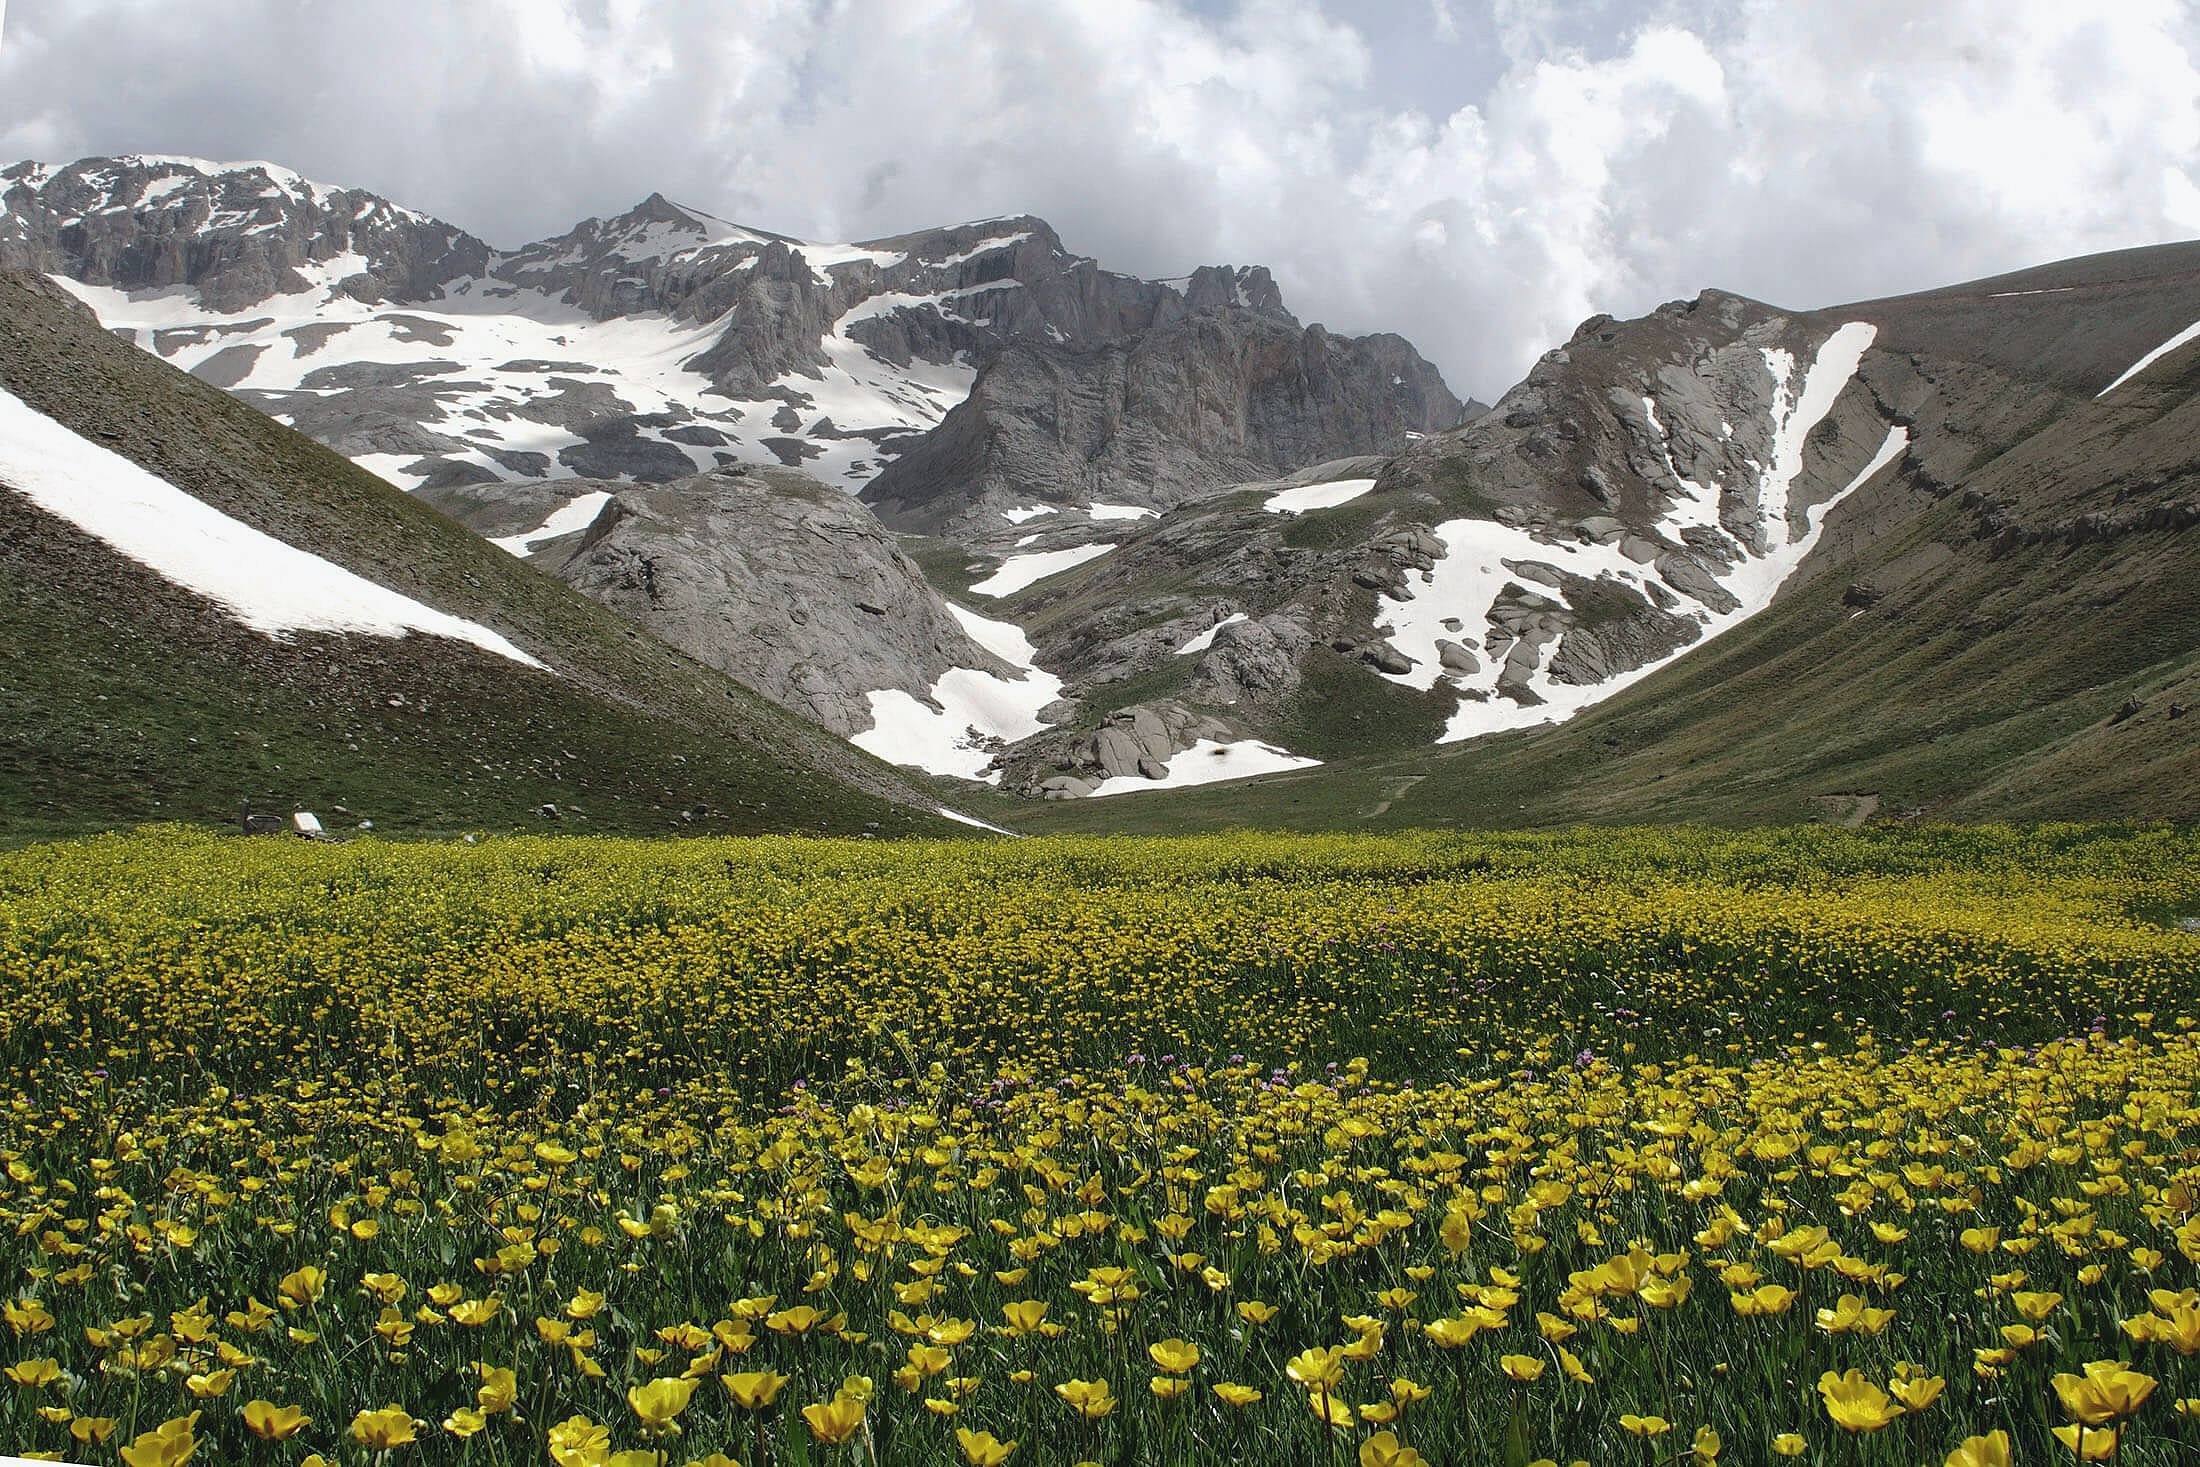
[0,157,488,312]
[451,464,1012,738]
[860,310,1463,534]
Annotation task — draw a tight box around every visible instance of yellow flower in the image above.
[1887,1366,1944,1412]
[956,1427,1017,1466]
[1620,1415,1671,1438]
[1391,1377,1432,1404]
[1692,1425,1721,1463]
[70,1417,119,1446]
[350,1405,421,1451]
[276,1266,327,1309]
[723,1370,791,1410]
[2052,1360,2157,1425]
[1054,1378,1117,1419]
[1148,1338,1199,1373]
[999,1300,1049,1336]
[1150,1375,1191,1399]
[183,1369,234,1399]
[4,1357,61,1388]
[1813,1294,1895,1335]
[1213,1382,1264,1407]
[802,1393,868,1444]
[2051,1423,2124,1461]
[443,1407,488,1438]
[1816,1370,1903,1432]
[1422,1316,1482,1348]
[1307,1391,1358,1428]
[118,1412,199,1467]
[1772,1433,1807,1457]
[242,1400,311,1441]
[1286,1346,1346,1390]
[1359,1430,1426,1467]
[629,1376,699,1436]
[476,1363,519,1415]
[1730,1284,1795,1316]
[1499,1354,1545,1383]
[1236,1301,1280,1325]
[449,1295,502,1327]
[2012,1290,2063,1321]
[547,1415,611,1467]
[768,1305,828,1335]
[1944,1430,2011,1467]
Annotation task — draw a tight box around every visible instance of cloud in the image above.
[2,0,2198,400]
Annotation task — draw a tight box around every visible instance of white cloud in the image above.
[2,0,2198,400]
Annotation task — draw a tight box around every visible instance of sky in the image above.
[3,0,2198,401]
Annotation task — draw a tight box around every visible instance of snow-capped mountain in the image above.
[0,156,1461,497]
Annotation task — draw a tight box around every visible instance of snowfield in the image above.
[1264,477,1377,514]
[850,605,1063,783]
[0,384,547,671]
[491,490,612,557]
[968,543,1115,597]
[1088,739,1320,796]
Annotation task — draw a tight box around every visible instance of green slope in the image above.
[0,271,961,840]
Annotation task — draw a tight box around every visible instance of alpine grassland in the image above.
[2,825,2197,1466]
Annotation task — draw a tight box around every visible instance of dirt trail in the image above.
[1361,776,1426,819]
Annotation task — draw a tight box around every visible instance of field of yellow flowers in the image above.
[0,824,2197,1466]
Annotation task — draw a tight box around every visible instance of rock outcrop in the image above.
[482,464,1013,739]
[860,311,1462,534]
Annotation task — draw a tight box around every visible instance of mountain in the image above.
[12,151,2198,826]
[1005,241,2200,826]
[0,156,1461,498]
[0,268,985,839]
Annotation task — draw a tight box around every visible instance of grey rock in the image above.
[521,465,1019,737]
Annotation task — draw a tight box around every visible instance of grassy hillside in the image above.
[0,271,963,840]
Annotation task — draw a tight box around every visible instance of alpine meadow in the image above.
[5,4,2200,1466]
[1,827,2197,1465]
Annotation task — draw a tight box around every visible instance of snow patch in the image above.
[1264,477,1377,515]
[1177,613,1248,655]
[491,490,612,557]
[850,603,1063,783]
[968,543,1114,597]
[1087,502,1157,521]
[1088,740,1320,797]
[0,384,546,671]
[1002,506,1054,525]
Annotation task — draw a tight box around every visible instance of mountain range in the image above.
[4,152,2198,832]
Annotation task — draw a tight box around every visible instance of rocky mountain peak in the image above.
[0,155,489,313]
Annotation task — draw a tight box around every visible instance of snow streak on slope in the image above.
[969,543,1115,597]
[0,384,547,671]
[491,490,612,557]
[1088,739,1320,797]
[1177,613,1249,655]
[2097,316,2200,398]
[850,604,1063,783]
[1371,323,1890,745]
